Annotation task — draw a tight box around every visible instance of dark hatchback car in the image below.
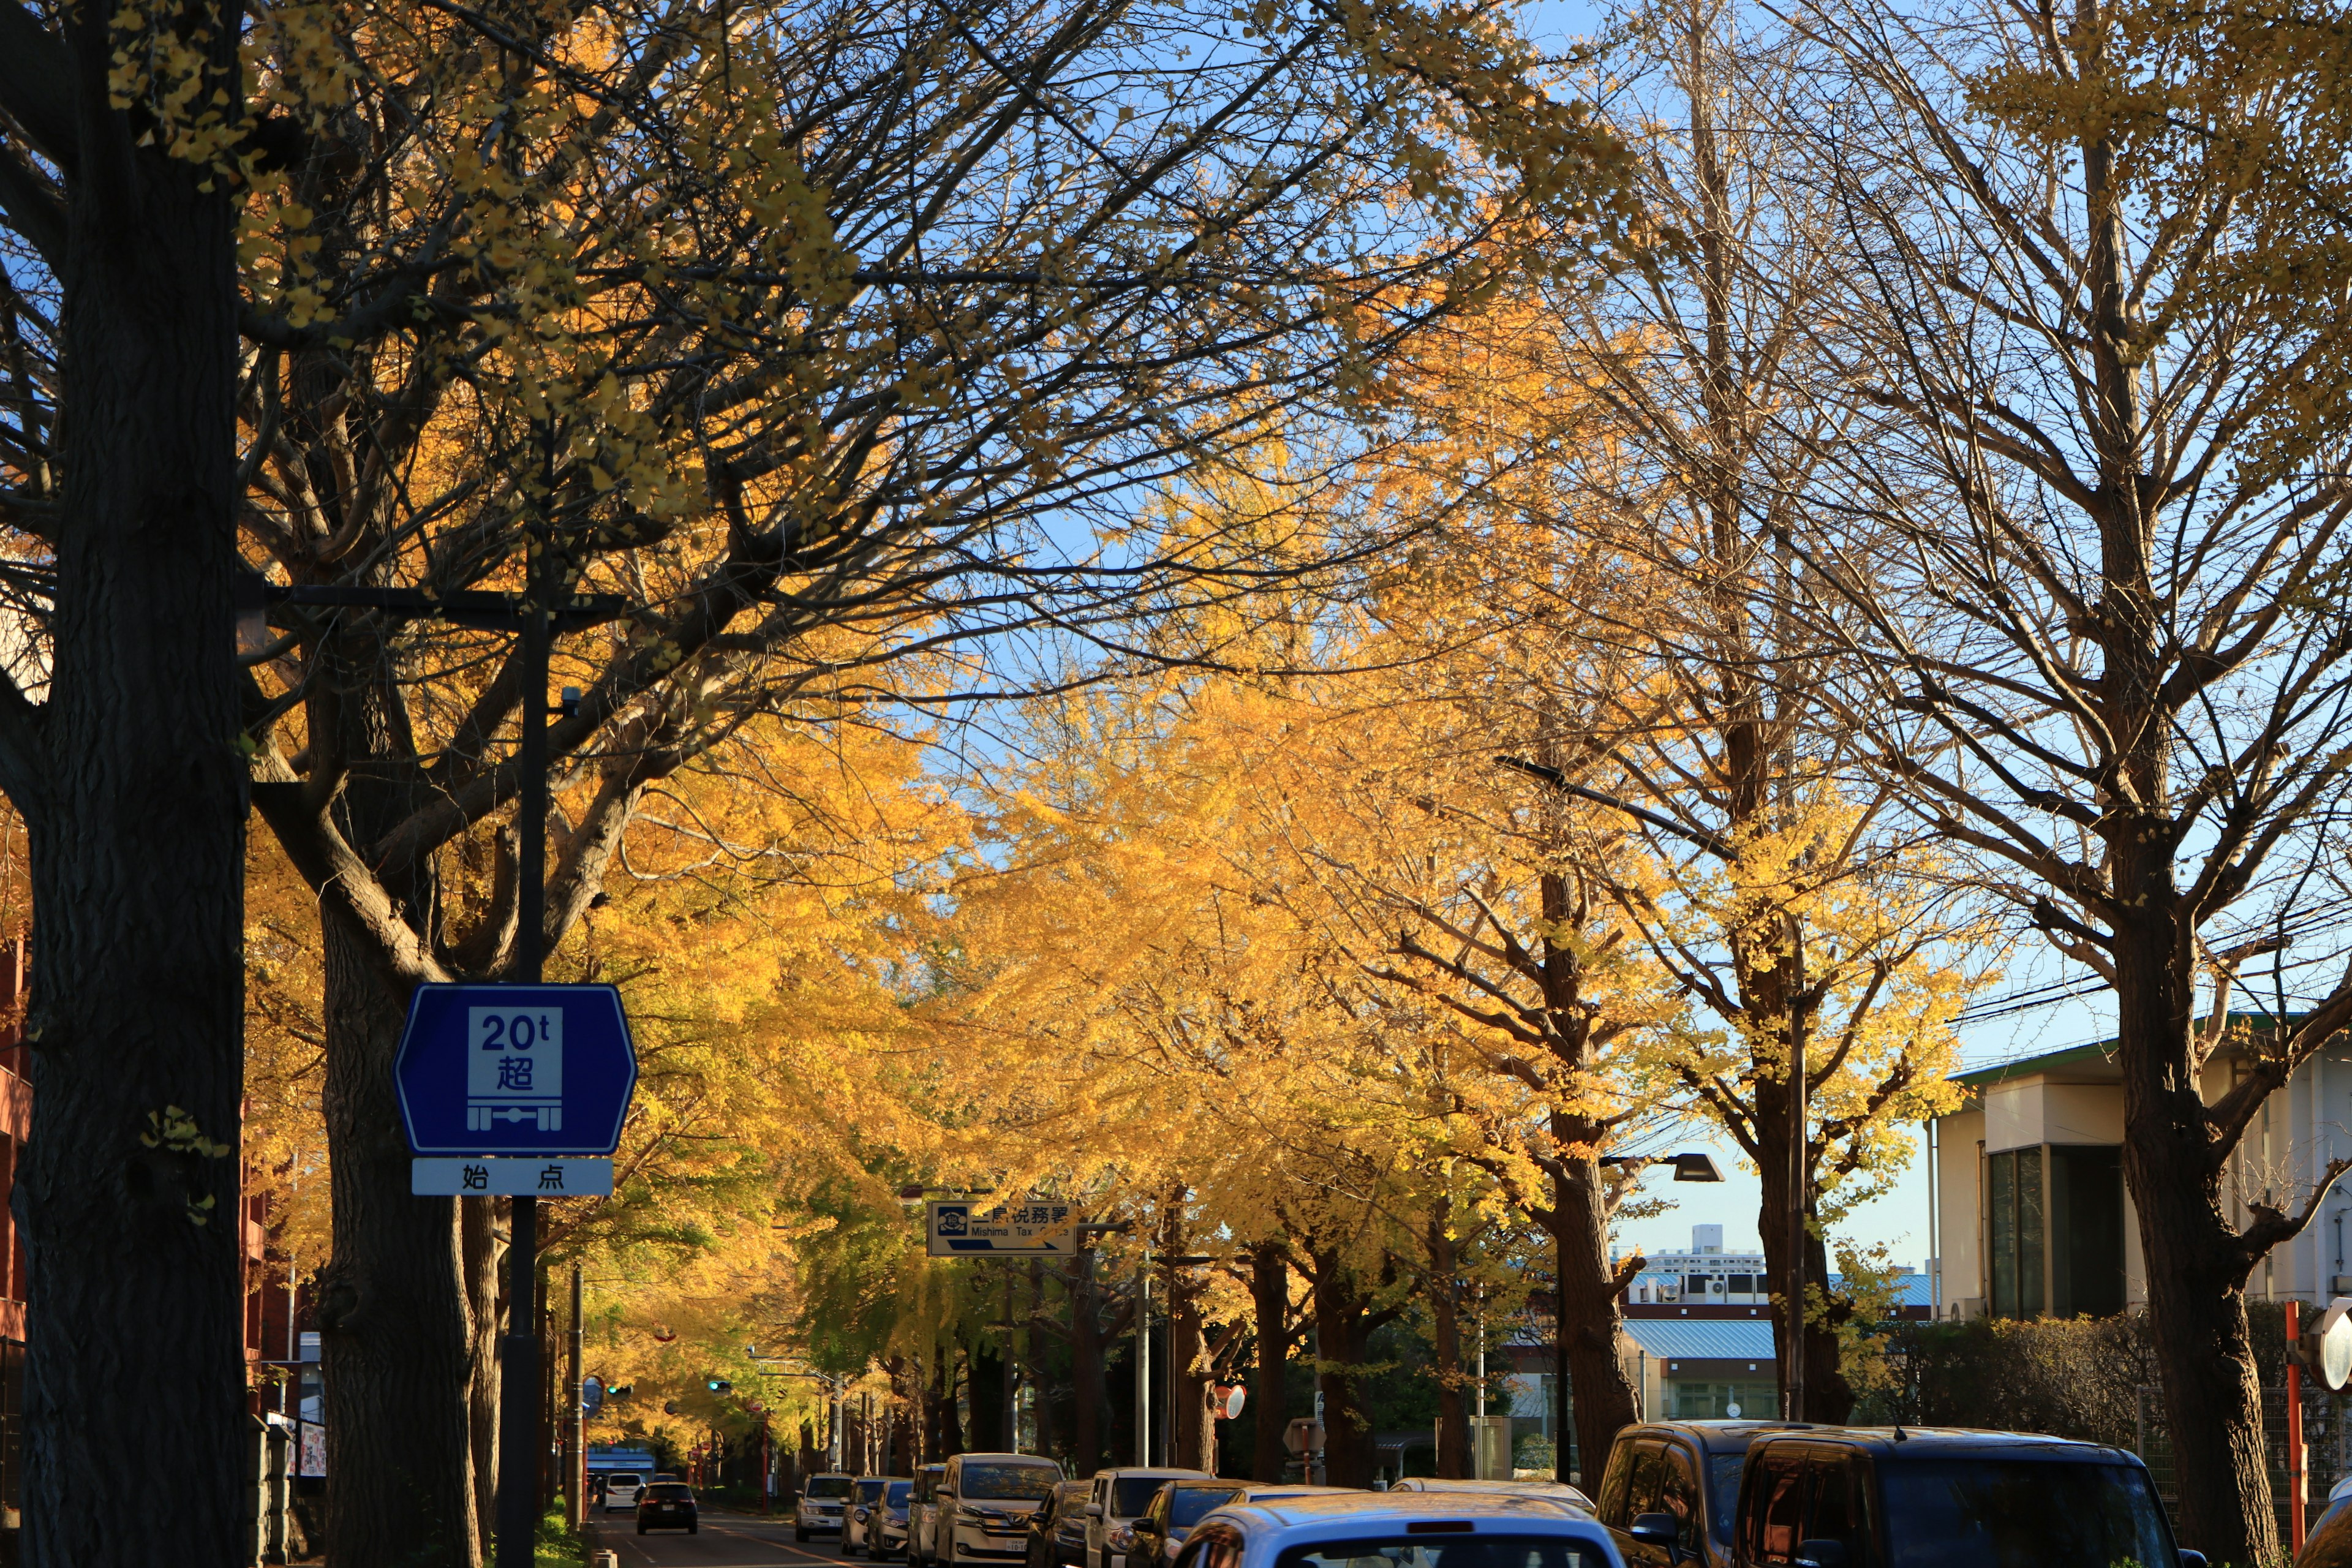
[1722,1427,2202,1568]
[1030,1480,1094,1568]
[1127,1480,1246,1568]
[1596,1420,1815,1568]
[637,1481,699,1535]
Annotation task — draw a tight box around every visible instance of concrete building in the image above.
[1929,1022,2352,1318]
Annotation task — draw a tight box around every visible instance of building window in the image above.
[1987,1144,2125,1318]
[2050,1145,2124,1317]
[1727,1275,1754,1293]
[1988,1146,2043,1318]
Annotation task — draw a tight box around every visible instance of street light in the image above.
[1599,1152,1725,1183]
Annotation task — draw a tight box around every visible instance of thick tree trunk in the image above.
[1251,1243,1287,1482]
[19,27,249,1559]
[464,1199,505,1560]
[2119,945,2274,1561]
[1306,1247,1381,1488]
[1427,1212,1469,1480]
[1029,1261,1055,1461]
[1071,1253,1106,1474]
[1172,1272,1210,1471]
[1749,1072,1852,1425]
[1550,1157,1637,1491]
[315,907,479,1566]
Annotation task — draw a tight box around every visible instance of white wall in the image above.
[1937,1107,1984,1311]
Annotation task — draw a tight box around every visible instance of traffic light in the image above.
[706,1378,733,1394]
[608,1384,633,1400]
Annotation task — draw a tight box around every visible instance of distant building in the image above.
[1928,1023,2351,1319]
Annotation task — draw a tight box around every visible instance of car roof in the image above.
[1103,1468,1216,1479]
[1205,1492,1608,1532]
[1749,1427,2138,1463]
[1629,1421,1825,1454]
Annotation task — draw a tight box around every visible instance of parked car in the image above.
[1031,1480,1096,1568]
[876,1478,919,1560]
[1128,1480,1250,1568]
[800,1472,858,1542]
[636,1481,700,1535]
[938,1453,1066,1567]
[911,1463,951,1566]
[1390,1477,1596,1512]
[1594,1421,1814,1568]
[603,1471,646,1513]
[2301,1474,2352,1568]
[849,1477,904,1556]
[1171,1488,1624,1568]
[1728,1427,2201,1568]
[1088,1468,1215,1568]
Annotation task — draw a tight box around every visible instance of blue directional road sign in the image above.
[395,984,638,1156]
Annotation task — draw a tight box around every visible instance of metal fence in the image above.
[2135,1384,2350,1536]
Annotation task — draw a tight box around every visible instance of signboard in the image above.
[395,984,636,1156]
[925,1196,1079,1255]
[410,1157,614,1196]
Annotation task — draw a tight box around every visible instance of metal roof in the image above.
[1621,1319,1776,1360]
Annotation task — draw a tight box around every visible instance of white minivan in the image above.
[940,1452,1064,1567]
[603,1471,645,1513]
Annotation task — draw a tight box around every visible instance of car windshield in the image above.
[1169,1487,1245,1528]
[644,1485,693,1501]
[1114,1479,1175,1516]
[889,1483,914,1505]
[810,1477,856,1499]
[1707,1456,1744,1543]
[1274,1534,1608,1568]
[963,1464,1062,1501]
[1878,1460,2172,1568]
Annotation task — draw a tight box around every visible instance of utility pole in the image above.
[1136,1239,1150,1467]
[565,1264,584,1529]
[496,474,554,1568]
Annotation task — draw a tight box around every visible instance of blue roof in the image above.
[1621,1319,1776,1360]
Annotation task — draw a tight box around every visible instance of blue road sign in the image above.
[395,984,637,1156]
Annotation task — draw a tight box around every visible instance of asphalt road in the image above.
[594,1510,867,1568]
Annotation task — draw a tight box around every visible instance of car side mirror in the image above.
[1087,1503,1104,1518]
[1629,1513,1681,1558]
[1793,1541,1847,1568]
[2179,1555,2208,1568]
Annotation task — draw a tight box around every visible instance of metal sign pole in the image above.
[495,541,552,1568]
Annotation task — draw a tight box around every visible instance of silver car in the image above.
[1086,1468,1213,1568]
[848,1476,901,1556]
[799,1472,856,1541]
[940,1453,1063,1568]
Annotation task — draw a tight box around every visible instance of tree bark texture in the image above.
[1172,1268,1210,1472]
[316,907,480,1566]
[1250,1243,1289,1482]
[464,1198,505,1561]
[1549,1159,1637,1492]
[1305,1245,1396,1488]
[15,9,251,1559]
[1071,1253,1105,1474]
[1748,1069,1850,1425]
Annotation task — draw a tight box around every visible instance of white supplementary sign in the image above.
[467,1005,565,1132]
[926,1197,1079,1256]
[412,1156,613,1196]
